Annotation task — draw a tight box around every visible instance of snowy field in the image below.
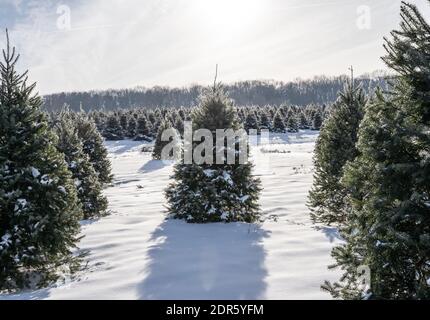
[0,130,343,300]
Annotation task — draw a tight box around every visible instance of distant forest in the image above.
[42,74,389,112]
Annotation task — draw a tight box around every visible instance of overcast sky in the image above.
[0,0,429,94]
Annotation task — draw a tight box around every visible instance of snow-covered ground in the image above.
[1,130,343,300]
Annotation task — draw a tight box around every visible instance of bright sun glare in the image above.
[192,0,264,36]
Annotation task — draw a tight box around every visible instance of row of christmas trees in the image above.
[86,102,326,141]
[309,2,430,299]
[0,32,113,291]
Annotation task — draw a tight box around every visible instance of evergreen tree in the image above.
[237,109,245,123]
[285,109,294,121]
[174,116,184,137]
[54,113,108,219]
[0,32,82,290]
[178,108,186,120]
[286,115,299,132]
[127,116,137,138]
[165,85,261,223]
[268,107,276,118]
[298,112,308,129]
[312,111,323,130]
[244,112,259,133]
[119,113,128,136]
[75,114,113,185]
[272,111,286,133]
[259,110,271,130]
[324,2,430,299]
[152,120,180,160]
[135,116,151,141]
[103,114,123,140]
[308,81,366,226]
[92,111,104,132]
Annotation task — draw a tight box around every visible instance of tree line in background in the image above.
[309,1,430,299]
[86,103,326,143]
[42,75,388,113]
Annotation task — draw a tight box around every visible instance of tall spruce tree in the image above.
[165,84,261,223]
[54,112,108,219]
[308,80,366,225]
[324,2,430,299]
[0,31,82,290]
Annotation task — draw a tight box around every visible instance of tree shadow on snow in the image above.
[104,140,144,155]
[137,220,270,300]
[139,160,173,173]
[314,226,343,243]
[0,286,51,300]
[270,130,320,145]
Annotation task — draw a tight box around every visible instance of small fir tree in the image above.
[259,110,271,130]
[174,116,184,137]
[165,84,261,223]
[119,113,128,136]
[298,112,309,129]
[312,112,323,130]
[272,111,286,133]
[135,116,151,141]
[103,114,123,140]
[244,112,259,133]
[127,116,137,138]
[286,115,299,132]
